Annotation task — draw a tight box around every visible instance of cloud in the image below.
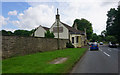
[1,28,16,32]
[56,1,118,35]
[0,16,9,26]
[10,1,118,34]
[119,1,120,6]
[8,10,17,15]
[11,4,55,30]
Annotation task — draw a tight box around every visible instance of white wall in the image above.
[34,26,46,37]
[70,34,82,48]
[50,21,69,39]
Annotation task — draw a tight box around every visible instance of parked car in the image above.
[99,42,103,45]
[90,42,99,50]
[109,42,117,48]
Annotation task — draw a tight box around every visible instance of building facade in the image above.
[33,25,49,37]
[50,9,87,48]
[33,9,87,48]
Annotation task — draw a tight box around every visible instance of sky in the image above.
[0,0,119,35]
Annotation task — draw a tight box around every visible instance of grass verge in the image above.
[2,48,87,73]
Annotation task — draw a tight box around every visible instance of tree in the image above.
[99,30,107,41]
[14,30,32,36]
[101,30,107,37]
[2,30,13,36]
[112,7,120,43]
[91,33,98,42]
[105,36,117,42]
[45,30,55,38]
[106,8,117,35]
[97,35,103,42]
[72,18,93,40]
[106,7,120,44]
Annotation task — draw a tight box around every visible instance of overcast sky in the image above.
[0,0,119,35]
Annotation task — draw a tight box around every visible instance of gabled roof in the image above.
[35,25,49,31]
[42,26,49,31]
[60,22,85,35]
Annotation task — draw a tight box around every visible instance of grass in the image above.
[2,48,87,73]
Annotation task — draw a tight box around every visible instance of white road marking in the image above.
[99,48,102,51]
[103,52,110,57]
[108,49,111,51]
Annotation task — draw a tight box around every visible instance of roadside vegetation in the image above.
[2,48,87,73]
[89,6,120,44]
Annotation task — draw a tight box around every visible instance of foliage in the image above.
[106,8,117,35]
[97,35,103,42]
[101,30,107,37]
[106,7,120,43]
[66,42,74,48]
[112,7,120,43]
[2,48,87,73]
[45,30,55,38]
[14,30,33,36]
[97,30,107,42]
[1,30,13,36]
[1,29,34,36]
[72,18,93,40]
[105,36,117,42]
[91,33,98,42]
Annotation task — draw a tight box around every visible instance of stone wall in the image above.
[2,36,69,59]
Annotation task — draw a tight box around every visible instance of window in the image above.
[76,36,79,43]
[72,37,74,43]
[53,27,63,33]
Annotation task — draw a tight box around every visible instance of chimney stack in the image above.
[56,8,60,21]
[74,22,78,30]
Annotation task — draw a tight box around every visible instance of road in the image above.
[71,45,119,74]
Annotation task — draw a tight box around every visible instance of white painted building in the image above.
[50,9,87,47]
[33,9,87,47]
[33,25,49,37]
[50,21,69,39]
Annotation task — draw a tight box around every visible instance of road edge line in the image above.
[70,46,89,73]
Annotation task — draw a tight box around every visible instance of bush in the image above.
[45,30,55,38]
[66,42,75,48]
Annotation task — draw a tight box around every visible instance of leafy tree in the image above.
[97,35,103,42]
[99,30,107,42]
[101,30,107,37]
[112,7,120,43]
[72,18,93,40]
[106,7,120,44]
[30,29,36,36]
[91,33,98,42]
[105,36,117,42]
[2,30,8,36]
[2,30,13,36]
[106,8,117,35]
[45,30,55,38]
[14,30,32,36]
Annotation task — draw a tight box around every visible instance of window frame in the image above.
[76,36,79,43]
[72,37,74,43]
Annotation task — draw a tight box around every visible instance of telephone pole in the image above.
[56,8,60,50]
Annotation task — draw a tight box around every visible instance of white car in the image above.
[109,42,117,48]
[99,42,103,45]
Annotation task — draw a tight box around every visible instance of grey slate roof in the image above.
[42,26,49,31]
[60,22,85,35]
[35,25,49,31]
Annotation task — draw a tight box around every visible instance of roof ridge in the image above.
[60,21,85,34]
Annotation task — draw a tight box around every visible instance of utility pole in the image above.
[56,8,60,50]
[84,28,87,45]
